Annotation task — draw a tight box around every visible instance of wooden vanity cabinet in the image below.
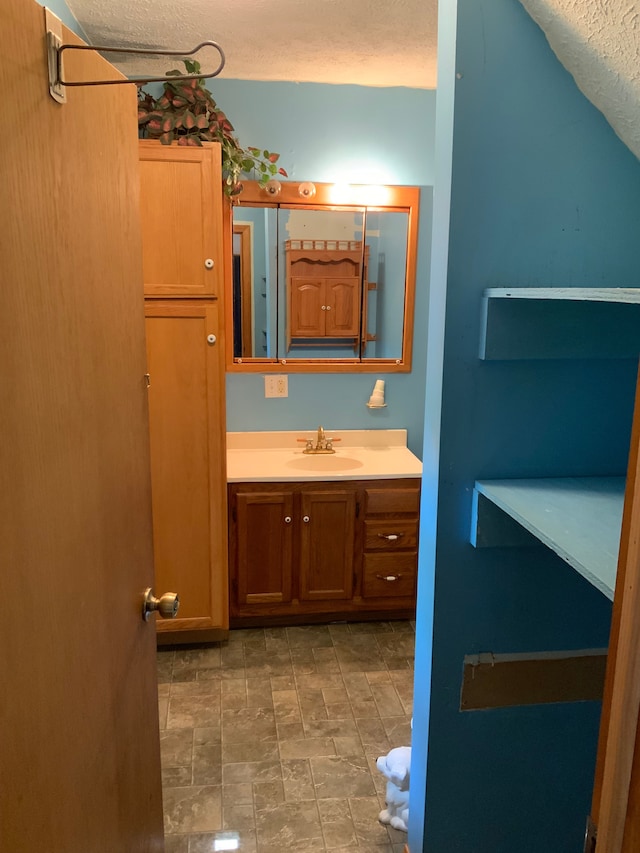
[228,478,420,625]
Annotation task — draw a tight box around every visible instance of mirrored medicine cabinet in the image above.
[224,181,420,373]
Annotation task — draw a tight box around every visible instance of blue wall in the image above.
[38,0,86,37]
[207,80,436,455]
[413,1,640,851]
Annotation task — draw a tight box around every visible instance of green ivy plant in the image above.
[138,60,287,197]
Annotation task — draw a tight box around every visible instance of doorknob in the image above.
[142,587,180,621]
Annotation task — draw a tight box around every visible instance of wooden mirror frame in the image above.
[223,181,420,373]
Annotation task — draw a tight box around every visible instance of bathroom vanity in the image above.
[227,430,422,626]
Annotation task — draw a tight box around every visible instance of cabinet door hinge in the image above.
[583,816,597,853]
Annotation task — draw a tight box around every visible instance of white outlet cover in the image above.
[264,375,288,398]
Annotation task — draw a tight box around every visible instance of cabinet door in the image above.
[299,490,356,601]
[139,141,223,298]
[290,278,325,337]
[325,277,361,337]
[235,491,294,604]
[145,302,228,635]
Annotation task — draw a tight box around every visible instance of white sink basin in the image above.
[286,455,365,472]
[226,429,423,482]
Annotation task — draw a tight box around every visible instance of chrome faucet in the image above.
[300,425,338,454]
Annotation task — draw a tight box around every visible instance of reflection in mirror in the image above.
[278,207,366,359]
[232,207,277,359]
[227,182,419,373]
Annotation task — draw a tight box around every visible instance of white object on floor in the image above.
[376,745,411,833]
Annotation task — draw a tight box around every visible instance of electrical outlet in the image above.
[264,375,288,398]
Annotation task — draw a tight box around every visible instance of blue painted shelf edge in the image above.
[479,287,640,360]
[470,477,625,600]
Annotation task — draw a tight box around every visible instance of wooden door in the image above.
[145,301,228,638]
[589,365,640,852]
[290,278,325,336]
[325,278,361,337]
[299,489,356,601]
[139,141,223,298]
[0,4,164,851]
[234,490,294,606]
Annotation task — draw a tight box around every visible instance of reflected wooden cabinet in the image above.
[139,140,223,298]
[229,478,419,625]
[286,240,369,350]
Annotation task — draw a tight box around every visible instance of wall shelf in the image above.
[470,477,625,600]
[480,287,640,360]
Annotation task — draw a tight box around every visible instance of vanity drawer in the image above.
[365,487,420,516]
[362,552,417,599]
[364,520,418,550]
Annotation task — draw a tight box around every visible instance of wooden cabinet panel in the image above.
[325,278,361,336]
[364,519,419,550]
[290,278,325,337]
[362,553,418,598]
[299,490,356,601]
[365,487,421,515]
[236,491,293,604]
[145,302,228,637]
[139,141,223,298]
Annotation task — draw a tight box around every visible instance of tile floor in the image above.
[157,620,414,853]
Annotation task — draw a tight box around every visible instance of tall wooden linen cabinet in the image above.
[139,140,228,642]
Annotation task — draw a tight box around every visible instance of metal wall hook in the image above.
[46,10,225,103]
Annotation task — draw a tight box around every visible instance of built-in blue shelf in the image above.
[480,287,640,360]
[471,477,625,600]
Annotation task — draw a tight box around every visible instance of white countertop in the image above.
[227,429,423,483]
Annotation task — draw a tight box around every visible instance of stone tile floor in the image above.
[157,620,414,853]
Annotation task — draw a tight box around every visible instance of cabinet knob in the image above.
[325,305,332,311]
[321,305,327,311]
[375,574,402,582]
[303,516,310,523]
[284,516,292,524]
[204,259,214,269]
[377,532,404,541]
[207,334,217,345]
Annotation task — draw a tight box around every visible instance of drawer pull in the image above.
[376,574,402,582]
[377,532,404,541]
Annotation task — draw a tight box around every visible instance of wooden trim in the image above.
[235,181,420,209]
[591,364,640,850]
[232,223,253,357]
[460,650,608,711]
[157,627,229,646]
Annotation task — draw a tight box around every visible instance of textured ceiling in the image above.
[519,0,640,160]
[67,0,438,89]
